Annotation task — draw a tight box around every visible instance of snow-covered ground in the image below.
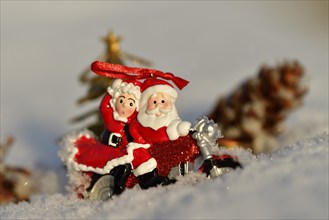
[1,134,328,219]
[1,1,328,219]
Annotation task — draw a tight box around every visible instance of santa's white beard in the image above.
[137,106,180,130]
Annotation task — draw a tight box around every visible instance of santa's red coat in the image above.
[129,119,170,144]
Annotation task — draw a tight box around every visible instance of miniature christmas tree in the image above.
[71,32,152,136]
[208,60,308,154]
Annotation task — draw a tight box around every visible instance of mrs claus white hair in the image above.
[107,79,141,122]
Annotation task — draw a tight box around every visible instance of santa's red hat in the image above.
[140,78,178,107]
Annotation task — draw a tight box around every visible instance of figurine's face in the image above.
[115,93,137,118]
[146,92,172,117]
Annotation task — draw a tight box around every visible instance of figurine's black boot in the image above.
[203,157,242,177]
[203,158,217,177]
[110,163,132,195]
[138,169,176,190]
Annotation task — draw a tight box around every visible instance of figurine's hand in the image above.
[177,121,191,137]
[167,119,191,140]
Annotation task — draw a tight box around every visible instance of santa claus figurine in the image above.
[61,61,242,199]
[128,78,192,189]
[87,61,192,190]
[131,78,191,143]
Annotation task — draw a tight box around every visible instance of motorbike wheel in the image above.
[88,174,114,201]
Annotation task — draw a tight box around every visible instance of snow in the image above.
[1,134,328,219]
[1,1,328,219]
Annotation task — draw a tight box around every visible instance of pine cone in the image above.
[208,60,308,154]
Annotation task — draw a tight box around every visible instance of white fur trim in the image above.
[101,154,134,174]
[70,154,133,175]
[59,129,134,175]
[126,142,151,155]
[132,158,157,176]
[112,111,128,123]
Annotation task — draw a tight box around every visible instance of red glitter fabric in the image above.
[149,135,200,177]
[125,135,200,188]
[125,175,138,188]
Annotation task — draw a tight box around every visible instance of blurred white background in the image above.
[1,1,328,170]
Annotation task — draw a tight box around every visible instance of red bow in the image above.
[91,61,189,90]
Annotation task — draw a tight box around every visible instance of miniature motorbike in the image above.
[80,117,242,200]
